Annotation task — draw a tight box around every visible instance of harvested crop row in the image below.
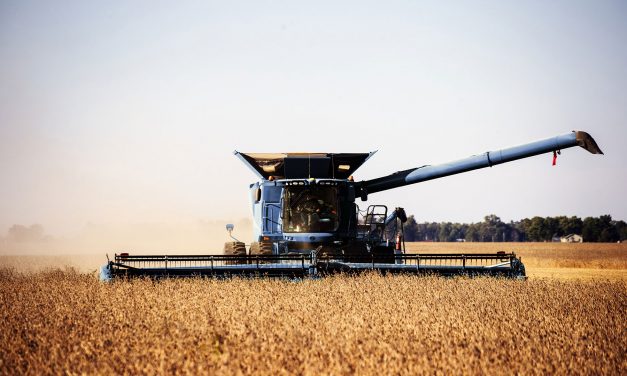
[1,268,625,375]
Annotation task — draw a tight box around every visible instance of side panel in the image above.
[250,182,263,240]
[261,183,283,238]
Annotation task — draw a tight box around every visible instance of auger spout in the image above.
[358,131,602,197]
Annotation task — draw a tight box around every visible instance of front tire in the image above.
[249,241,273,256]
[224,241,247,264]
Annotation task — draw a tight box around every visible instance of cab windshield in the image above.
[282,186,339,233]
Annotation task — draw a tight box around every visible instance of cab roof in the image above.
[234,151,376,180]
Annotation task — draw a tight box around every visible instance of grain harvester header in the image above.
[101,131,602,280]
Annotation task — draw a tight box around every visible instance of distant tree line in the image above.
[2,224,48,242]
[401,214,627,242]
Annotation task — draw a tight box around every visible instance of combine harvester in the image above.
[101,131,602,280]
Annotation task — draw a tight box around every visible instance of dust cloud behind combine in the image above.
[0,219,253,272]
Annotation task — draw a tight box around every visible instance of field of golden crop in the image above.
[1,243,625,375]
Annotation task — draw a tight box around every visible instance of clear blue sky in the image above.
[1,0,626,237]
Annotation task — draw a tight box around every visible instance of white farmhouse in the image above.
[561,234,583,243]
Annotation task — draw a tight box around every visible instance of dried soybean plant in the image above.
[1,268,625,375]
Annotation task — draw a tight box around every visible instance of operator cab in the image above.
[282,185,340,233]
[235,151,376,253]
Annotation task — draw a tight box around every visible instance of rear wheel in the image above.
[223,241,246,255]
[224,241,246,264]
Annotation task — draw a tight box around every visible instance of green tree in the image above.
[615,220,627,241]
[558,216,583,235]
[544,217,561,240]
[599,215,619,242]
[449,223,466,241]
[426,222,439,242]
[416,223,428,241]
[582,217,601,242]
[517,219,533,241]
[526,217,547,241]
[438,222,452,242]
[403,215,418,241]
[465,224,480,242]
[481,215,504,242]
[7,224,46,242]
[397,213,625,243]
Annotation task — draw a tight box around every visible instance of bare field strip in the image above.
[405,242,627,280]
[1,269,625,375]
[529,267,627,281]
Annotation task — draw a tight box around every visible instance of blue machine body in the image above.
[236,151,377,255]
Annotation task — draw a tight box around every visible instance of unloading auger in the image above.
[101,131,603,280]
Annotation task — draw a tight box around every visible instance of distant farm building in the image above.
[561,234,583,243]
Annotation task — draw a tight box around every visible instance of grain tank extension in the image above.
[101,131,602,280]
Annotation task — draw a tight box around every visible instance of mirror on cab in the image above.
[255,188,261,203]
